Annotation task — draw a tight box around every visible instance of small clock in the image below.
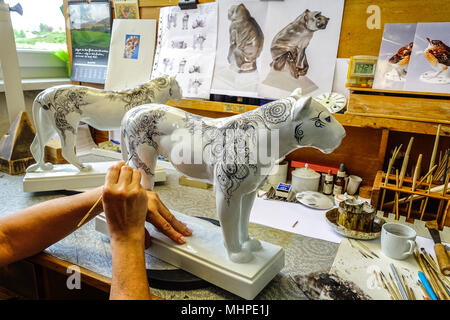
[346,55,378,88]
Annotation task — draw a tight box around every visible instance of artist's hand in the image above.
[103,161,148,243]
[144,191,192,246]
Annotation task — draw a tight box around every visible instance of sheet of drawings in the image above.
[151,3,218,99]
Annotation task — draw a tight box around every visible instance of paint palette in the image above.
[296,191,334,210]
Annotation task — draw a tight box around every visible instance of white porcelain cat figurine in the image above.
[27,76,182,172]
[121,90,346,263]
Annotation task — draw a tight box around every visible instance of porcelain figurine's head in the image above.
[168,75,183,101]
[290,95,345,154]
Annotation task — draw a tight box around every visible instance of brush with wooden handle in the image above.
[425,220,450,276]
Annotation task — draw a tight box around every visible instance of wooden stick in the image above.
[399,138,414,187]
[77,194,103,227]
[440,200,450,230]
[379,145,402,210]
[395,169,400,220]
[416,165,438,189]
[428,125,441,184]
[408,154,422,220]
[420,176,433,220]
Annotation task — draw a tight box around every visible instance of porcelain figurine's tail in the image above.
[27,98,54,172]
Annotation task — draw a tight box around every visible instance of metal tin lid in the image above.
[292,163,321,180]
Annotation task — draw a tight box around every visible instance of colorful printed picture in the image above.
[373,23,417,91]
[211,0,268,98]
[404,22,450,94]
[68,0,112,84]
[257,0,345,99]
[123,34,140,59]
[114,0,139,19]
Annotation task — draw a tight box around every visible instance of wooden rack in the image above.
[372,171,450,229]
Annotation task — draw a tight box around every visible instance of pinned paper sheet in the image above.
[104,19,156,91]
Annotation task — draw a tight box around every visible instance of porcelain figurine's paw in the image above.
[43,162,54,170]
[242,238,262,252]
[26,164,39,172]
[80,164,93,172]
[229,248,254,264]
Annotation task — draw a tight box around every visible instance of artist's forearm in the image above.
[0,187,103,267]
[110,237,151,300]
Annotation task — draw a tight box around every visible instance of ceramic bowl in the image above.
[325,208,385,240]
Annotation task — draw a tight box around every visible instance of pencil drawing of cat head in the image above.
[270,9,329,78]
[227,3,264,73]
[121,91,345,263]
[27,76,182,173]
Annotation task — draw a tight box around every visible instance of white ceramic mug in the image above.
[346,175,362,195]
[267,161,288,186]
[381,223,416,260]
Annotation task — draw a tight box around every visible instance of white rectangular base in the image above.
[23,161,166,192]
[95,211,285,300]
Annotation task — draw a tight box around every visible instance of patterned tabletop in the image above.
[0,154,339,300]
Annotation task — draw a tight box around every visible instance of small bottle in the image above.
[323,170,334,195]
[333,163,346,196]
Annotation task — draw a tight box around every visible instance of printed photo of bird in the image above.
[388,42,413,80]
[424,38,450,79]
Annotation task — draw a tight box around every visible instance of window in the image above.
[0,0,70,83]
[8,0,67,51]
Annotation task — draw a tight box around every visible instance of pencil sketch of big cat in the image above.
[27,76,182,173]
[121,91,346,263]
[227,3,264,73]
[270,9,329,79]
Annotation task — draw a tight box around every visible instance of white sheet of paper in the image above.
[151,3,218,99]
[249,197,342,243]
[104,19,156,91]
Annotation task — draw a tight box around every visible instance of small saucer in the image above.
[296,191,334,210]
[325,208,384,240]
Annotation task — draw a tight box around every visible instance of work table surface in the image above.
[0,155,339,300]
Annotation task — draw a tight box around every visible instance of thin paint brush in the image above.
[77,156,133,228]
[390,264,408,300]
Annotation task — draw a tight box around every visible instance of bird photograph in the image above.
[387,42,413,80]
[423,37,450,81]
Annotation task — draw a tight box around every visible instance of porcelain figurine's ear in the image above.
[290,88,302,100]
[291,96,312,121]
